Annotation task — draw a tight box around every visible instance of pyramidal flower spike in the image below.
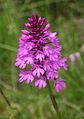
[15,14,67,92]
[15,14,68,119]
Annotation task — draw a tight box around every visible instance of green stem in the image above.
[46,80,62,119]
[0,87,11,108]
[0,87,15,119]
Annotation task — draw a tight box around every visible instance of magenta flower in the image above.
[33,67,44,77]
[69,52,81,63]
[19,70,34,84]
[46,70,58,80]
[34,79,46,88]
[54,78,66,92]
[15,14,67,92]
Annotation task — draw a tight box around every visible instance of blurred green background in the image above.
[0,0,84,119]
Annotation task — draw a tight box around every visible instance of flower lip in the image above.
[54,78,66,92]
[33,67,44,77]
[34,79,46,88]
[18,70,34,84]
[35,51,45,61]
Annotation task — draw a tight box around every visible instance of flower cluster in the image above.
[15,14,67,92]
[69,52,81,64]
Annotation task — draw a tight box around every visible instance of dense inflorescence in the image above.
[15,14,67,92]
